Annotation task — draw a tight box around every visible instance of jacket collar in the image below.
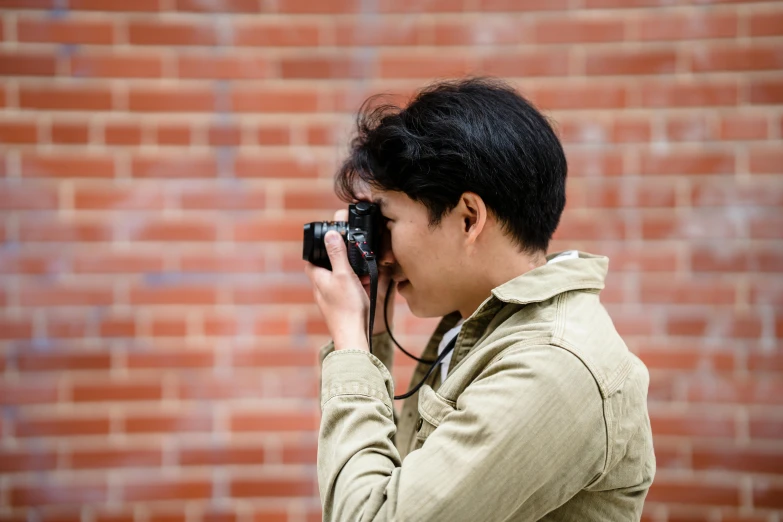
[490,251,608,307]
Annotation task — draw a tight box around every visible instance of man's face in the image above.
[371,188,465,318]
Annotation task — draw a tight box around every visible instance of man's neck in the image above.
[458,248,547,318]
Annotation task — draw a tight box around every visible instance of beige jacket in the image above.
[318,252,655,521]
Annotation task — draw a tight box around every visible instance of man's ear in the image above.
[458,192,488,245]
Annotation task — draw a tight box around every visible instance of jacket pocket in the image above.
[413,384,457,449]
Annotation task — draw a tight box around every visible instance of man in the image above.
[305,78,655,521]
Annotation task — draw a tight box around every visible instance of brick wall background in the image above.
[0,0,781,521]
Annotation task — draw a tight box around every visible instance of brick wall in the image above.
[0,0,781,521]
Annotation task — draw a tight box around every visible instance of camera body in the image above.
[302,202,382,276]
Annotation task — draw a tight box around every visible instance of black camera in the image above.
[302,202,382,276]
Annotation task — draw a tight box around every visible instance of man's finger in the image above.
[333,209,348,222]
[324,230,351,274]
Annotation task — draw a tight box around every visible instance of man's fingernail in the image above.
[326,232,340,245]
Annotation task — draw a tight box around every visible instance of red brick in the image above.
[20,85,113,111]
[132,156,217,178]
[0,449,57,473]
[68,0,162,10]
[150,318,188,337]
[128,21,217,46]
[281,440,317,463]
[15,414,111,438]
[635,344,734,372]
[232,87,319,113]
[639,150,734,175]
[636,11,738,40]
[0,382,59,405]
[645,477,739,506]
[233,21,321,46]
[282,56,374,79]
[479,0,568,11]
[126,348,214,369]
[18,17,114,44]
[69,448,162,469]
[563,150,624,177]
[70,53,163,78]
[124,412,212,433]
[532,84,628,110]
[753,483,783,509]
[234,155,319,178]
[612,118,651,142]
[104,122,143,145]
[693,446,783,474]
[179,186,266,210]
[688,376,783,405]
[750,78,783,105]
[179,253,265,273]
[230,411,318,432]
[749,146,782,173]
[178,55,270,80]
[719,114,767,140]
[130,285,217,305]
[19,217,113,241]
[79,182,169,210]
[0,51,57,76]
[0,120,38,143]
[586,49,677,76]
[0,253,53,274]
[129,87,217,112]
[665,115,716,142]
[639,81,738,107]
[179,444,266,466]
[176,0,259,12]
[46,316,89,338]
[749,10,783,36]
[692,44,783,72]
[122,479,211,502]
[155,124,192,145]
[130,220,217,241]
[750,416,783,440]
[22,153,114,178]
[283,189,341,210]
[479,50,570,77]
[232,348,314,368]
[275,0,361,13]
[11,483,107,507]
[640,278,735,305]
[99,317,136,337]
[51,122,90,144]
[380,55,471,79]
[19,284,114,306]
[72,381,163,402]
[552,212,626,241]
[230,478,316,498]
[232,283,313,305]
[207,125,242,146]
[335,19,424,46]
[533,17,624,44]
[692,179,783,208]
[256,126,290,145]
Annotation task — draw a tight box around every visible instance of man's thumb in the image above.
[324,231,348,272]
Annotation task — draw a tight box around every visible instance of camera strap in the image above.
[366,257,379,355]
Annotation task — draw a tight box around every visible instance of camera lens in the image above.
[302,221,348,270]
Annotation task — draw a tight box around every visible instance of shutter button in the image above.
[416,418,423,431]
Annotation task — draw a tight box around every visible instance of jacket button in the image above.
[416,418,423,431]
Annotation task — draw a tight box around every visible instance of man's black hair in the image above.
[335,77,567,253]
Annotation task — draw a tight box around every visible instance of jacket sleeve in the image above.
[317,344,607,522]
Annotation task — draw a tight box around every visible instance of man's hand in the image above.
[305,224,371,351]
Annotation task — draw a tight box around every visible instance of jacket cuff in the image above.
[320,350,395,414]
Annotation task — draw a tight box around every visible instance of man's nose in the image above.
[379,234,396,268]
